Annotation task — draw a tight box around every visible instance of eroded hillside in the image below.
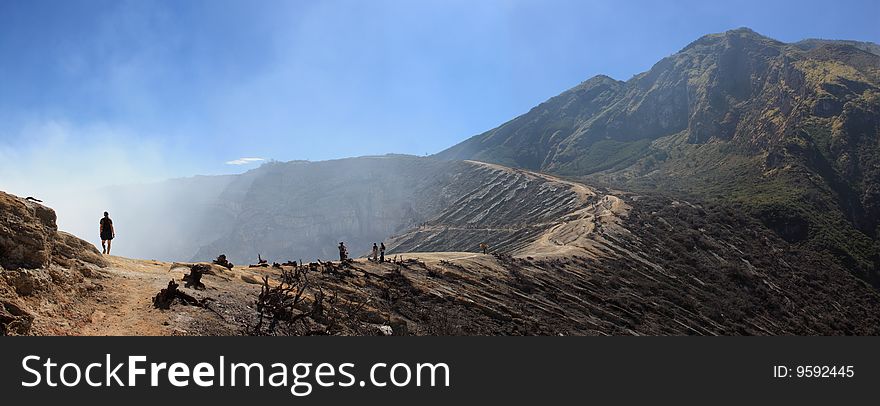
[4,173,880,336]
[387,160,629,259]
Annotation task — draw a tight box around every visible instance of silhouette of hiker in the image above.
[379,242,386,263]
[100,211,115,255]
[372,243,379,262]
[480,242,488,254]
[338,242,348,262]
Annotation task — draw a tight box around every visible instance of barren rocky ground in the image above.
[4,174,880,336]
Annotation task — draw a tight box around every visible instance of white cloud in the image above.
[225,157,265,165]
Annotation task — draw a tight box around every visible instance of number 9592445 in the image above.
[796,366,854,378]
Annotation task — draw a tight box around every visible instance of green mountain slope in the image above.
[436,28,880,285]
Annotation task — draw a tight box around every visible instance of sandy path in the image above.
[397,252,485,262]
[77,256,179,336]
[473,162,631,259]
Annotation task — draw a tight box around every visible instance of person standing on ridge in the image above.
[379,242,386,263]
[371,243,379,262]
[338,242,348,262]
[100,211,115,255]
[480,242,488,254]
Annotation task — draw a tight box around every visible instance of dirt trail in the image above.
[521,194,630,258]
[67,251,517,336]
[462,161,631,259]
[388,160,631,259]
[68,256,264,336]
[395,251,494,265]
[76,256,179,335]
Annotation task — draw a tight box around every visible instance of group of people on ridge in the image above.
[337,241,385,262]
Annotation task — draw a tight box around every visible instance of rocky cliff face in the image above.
[1,191,107,335]
[185,156,591,264]
[189,156,457,263]
[0,191,106,270]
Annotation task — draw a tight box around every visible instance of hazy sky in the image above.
[1,0,879,196]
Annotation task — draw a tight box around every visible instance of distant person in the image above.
[379,242,386,263]
[371,243,379,262]
[480,242,488,254]
[338,242,348,262]
[100,211,115,255]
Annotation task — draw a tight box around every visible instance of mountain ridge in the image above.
[434,27,880,286]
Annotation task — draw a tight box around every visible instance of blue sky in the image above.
[1,0,878,193]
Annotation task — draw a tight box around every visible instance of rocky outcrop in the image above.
[1,191,108,335]
[0,191,58,269]
[0,191,105,270]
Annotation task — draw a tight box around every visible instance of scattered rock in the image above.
[0,299,34,335]
[241,275,261,285]
[2,269,51,296]
[77,264,95,278]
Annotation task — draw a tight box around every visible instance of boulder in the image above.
[0,299,34,335]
